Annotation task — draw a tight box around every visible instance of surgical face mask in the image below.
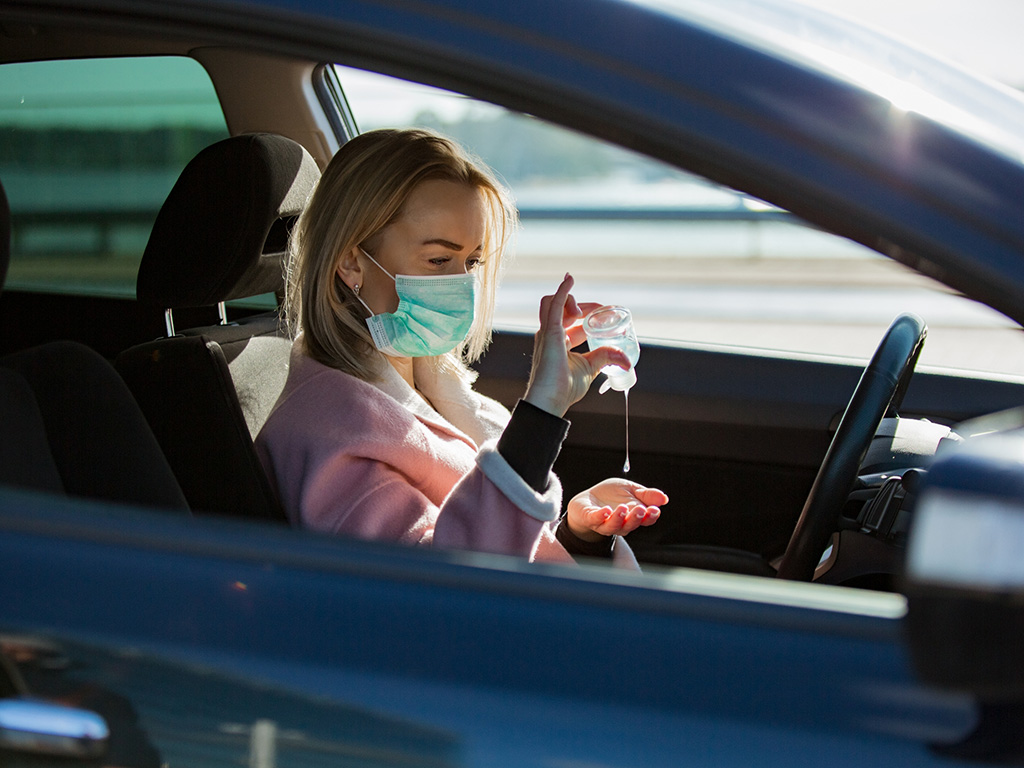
[354,248,477,357]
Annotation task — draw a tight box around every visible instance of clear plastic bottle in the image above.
[583,305,640,393]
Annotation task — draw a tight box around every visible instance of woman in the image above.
[256,128,667,565]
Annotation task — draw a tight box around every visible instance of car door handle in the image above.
[0,697,109,760]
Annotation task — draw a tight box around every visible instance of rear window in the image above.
[0,56,229,297]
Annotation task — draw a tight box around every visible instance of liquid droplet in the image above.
[622,389,630,474]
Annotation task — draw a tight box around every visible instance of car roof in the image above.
[5,0,1024,325]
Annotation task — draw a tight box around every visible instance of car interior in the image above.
[4,19,1024,591]
[115,132,320,521]
[0,176,189,512]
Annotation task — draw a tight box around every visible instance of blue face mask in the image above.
[355,248,477,358]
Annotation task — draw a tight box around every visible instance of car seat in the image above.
[0,177,189,511]
[115,133,320,521]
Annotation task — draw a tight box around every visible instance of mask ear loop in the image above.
[352,247,396,319]
[352,285,375,318]
[360,247,397,280]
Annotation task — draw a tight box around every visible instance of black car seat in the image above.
[115,133,320,521]
[0,177,189,511]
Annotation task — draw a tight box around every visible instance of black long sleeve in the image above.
[495,399,569,492]
[496,399,614,560]
[555,516,615,559]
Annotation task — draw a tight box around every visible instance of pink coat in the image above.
[256,347,639,567]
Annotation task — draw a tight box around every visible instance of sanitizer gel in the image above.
[584,306,640,472]
[583,306,640,392]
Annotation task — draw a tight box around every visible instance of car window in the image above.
[337,65,1024,377]
[0,56,229,298]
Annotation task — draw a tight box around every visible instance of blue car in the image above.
[1,0,1022,765]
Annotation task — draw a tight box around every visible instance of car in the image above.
[1,0,1023,765]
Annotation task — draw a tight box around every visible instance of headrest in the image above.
[137,133,320,308]
[0,176,9,294]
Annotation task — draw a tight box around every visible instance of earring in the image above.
[353,284,360,296]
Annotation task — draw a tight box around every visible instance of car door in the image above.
[477,330,1024,563]
[0,488,984,768]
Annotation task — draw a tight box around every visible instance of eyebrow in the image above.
[422,238,483,252]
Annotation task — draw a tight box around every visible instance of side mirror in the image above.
[903,423,1024,698]
[0,697,109,761]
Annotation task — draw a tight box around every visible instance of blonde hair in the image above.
[284,128,516,380]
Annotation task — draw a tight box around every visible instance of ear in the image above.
[335,246,363,290]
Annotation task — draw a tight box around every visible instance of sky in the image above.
[796,0,1024,87]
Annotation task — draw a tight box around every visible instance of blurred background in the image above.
[2,0,1023,374]
[338,0,1024,374]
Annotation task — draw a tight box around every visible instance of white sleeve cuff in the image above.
[476,441,561,522]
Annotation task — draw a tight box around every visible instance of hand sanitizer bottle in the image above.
[583,305,640,393]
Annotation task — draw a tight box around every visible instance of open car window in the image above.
[0,56,229,299]
[337,65,1024,378]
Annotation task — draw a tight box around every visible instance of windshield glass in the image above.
[634,0,1024,162]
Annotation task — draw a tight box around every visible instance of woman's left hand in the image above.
[566,479,668,542]
[524,273,631,418]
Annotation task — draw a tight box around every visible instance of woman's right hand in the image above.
[523,273,631,418]
[567,479,667,541]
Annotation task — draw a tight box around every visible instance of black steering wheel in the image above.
[775,313,927,581]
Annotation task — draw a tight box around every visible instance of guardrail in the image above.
[10,205,798,258]
[11,210,158,258]
[517,207,795,222]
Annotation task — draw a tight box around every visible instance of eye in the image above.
[466,256,484,271]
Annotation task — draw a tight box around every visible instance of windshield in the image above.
[633,0,1024,163]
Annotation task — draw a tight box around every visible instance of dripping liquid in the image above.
[622,389,631,473]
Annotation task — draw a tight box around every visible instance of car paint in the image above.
[0,488,980,766]
[1,0,1023,765]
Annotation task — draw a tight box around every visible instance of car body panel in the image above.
[0,488,979,766]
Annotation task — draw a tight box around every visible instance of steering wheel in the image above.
[775,313,927,581]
